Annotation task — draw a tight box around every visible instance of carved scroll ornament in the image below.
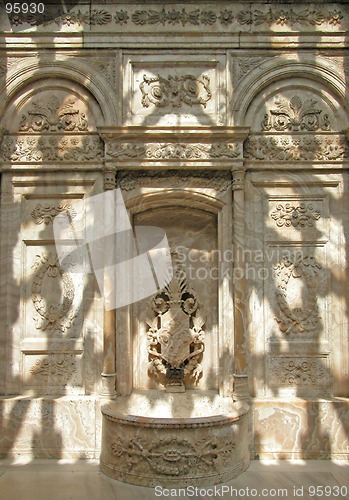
[270,357,325,386]
[146,257,205,392]
[31,203,77,225]
[271,203,321,228]
[261,95,331,132]
[140,74,211,108]
[111,436,235,476]
[19,95,88,132]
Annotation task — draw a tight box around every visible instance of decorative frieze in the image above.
[244,135,349,162]
[261,96,331,132]
[118,171,230,192]
[48,7,344,29]
[106,142,241,160]
[31,203,77,225]
[19,95,89,133]
[270,203,321,228]
[110,436,235,476]
[0,134,103,163]
[270,357,326,386]
[274,254,322,336]
[31,253,75,333]
[140,74,211,109]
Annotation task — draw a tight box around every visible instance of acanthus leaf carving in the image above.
[31,252,75,333]
[140,74,212,109]
[274,254,322,335]
[19,95,89,133]
[261,96,331,132]
[146,253,205,392]
[31,203,77,225]
[111,436,235,476]
[270,203,321,228]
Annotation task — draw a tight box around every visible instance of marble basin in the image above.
[100,390,250,487]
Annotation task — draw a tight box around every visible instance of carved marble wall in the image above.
[0,1,348,462]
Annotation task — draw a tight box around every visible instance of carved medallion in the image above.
[140,74,211,108]
[31,253,75,332]
[274,254,322,335]
[146,255,205,392]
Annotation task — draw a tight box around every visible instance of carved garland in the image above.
[140,74,212,109]
[274,254,322,335]
[270,203,321,228]
[31,253,75,332]
[111,437,235,476]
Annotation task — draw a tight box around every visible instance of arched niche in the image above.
[231,55,349,129]
[114,187,233,397]
[0,56,118,126]
[1,78,104,134]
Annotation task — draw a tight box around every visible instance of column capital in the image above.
[231,168,245,191]
[103,169,117,191]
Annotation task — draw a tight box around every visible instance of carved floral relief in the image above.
[261,95,331,132]
[274,254,322,335]
[270,357,326,386]
[110,436,235,476]
[31,203,77,225]
[244,135,349,162]
[29,354,77,385]
[31,253,75,333]
[19,95,89,132]
[270,203,321,228]
[146,255,205,392]
[140,74,212,109]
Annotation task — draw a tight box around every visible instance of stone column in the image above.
[232,168,249,401]
[100,168,117,399]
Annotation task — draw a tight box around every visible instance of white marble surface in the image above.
[0,460,348,500]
